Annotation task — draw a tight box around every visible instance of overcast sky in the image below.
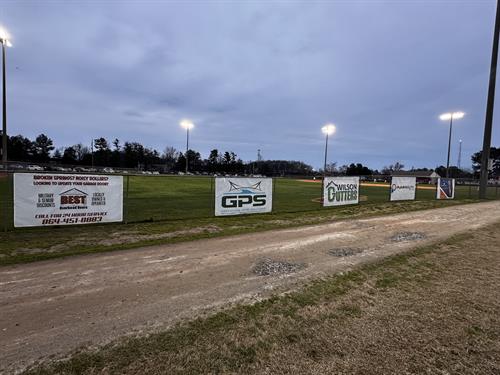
[1,0,499,170]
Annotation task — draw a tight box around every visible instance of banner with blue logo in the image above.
[436,178,455,199]
[390,176,416,201]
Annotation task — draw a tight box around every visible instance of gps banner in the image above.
[323,176,359,207]
[215,177,273,216]
[14,173,123,227]
[436,178,455,199]
[390,176,416,201]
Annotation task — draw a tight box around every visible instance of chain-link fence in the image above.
[1,172,499,231]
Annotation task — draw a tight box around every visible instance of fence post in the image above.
[2,174,6,232]
[468,183,472,199]
[271,177,276,212]
[4,172,12,232]
[212,176,215,217]
[320,176,324,208]
[124,175,129,224]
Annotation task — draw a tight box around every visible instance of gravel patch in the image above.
[390,232,427,242]
[252,258,305,276]
[328,248,363,257]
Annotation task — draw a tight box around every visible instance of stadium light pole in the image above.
[0,27,12,169]
[439,112,464,178]
[321,123,336,179]
[180,119,194,174]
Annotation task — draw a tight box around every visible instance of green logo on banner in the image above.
[326,181,358,203]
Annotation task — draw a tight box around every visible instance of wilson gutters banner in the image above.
[14,173,123,227]
[323,176,360,207]
[390,176,416,201]
[215,177,273,216]
[436,178,455,199]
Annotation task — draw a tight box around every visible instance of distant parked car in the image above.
[10,164,25,170]
[74,167,93,172]
[152,171,160,175]
[54,166,72,172]
[102,167,115,173]
[27,165,44,171]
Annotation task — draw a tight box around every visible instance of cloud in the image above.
[1,0,498,169]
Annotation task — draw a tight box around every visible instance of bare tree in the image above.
[163,146,179,172]
[381,162,405,175]
[324,162,337,175]
[393,161,405,171]
[73,143,90,162]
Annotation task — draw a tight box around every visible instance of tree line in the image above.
[2,133,314,175]
[1,132,494,178]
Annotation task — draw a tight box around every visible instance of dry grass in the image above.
[25,223,500,375]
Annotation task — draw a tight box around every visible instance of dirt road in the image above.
[2,201,500,373]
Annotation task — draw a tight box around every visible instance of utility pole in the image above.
[479,0,500,198]
[1,36,9,168]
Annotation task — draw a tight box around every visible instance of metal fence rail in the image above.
[1,172,499,231]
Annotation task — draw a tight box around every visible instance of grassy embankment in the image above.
[25,221,500,374]
[0,175,489,265]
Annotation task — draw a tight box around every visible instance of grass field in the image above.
[23,222,500,375]
[126,176,495,222]
[0,174,497,266]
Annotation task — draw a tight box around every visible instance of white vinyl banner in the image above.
[436,178,455,200]
[323,176,360,207]
[14,173,123,227]
[215,177,273,216]
[390,176,416,201]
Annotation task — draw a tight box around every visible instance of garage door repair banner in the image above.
[436,178,455,200]
[14,173,123,227]
[323,176,360,206]
[390,176,416,201]
[215,178,273,216]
